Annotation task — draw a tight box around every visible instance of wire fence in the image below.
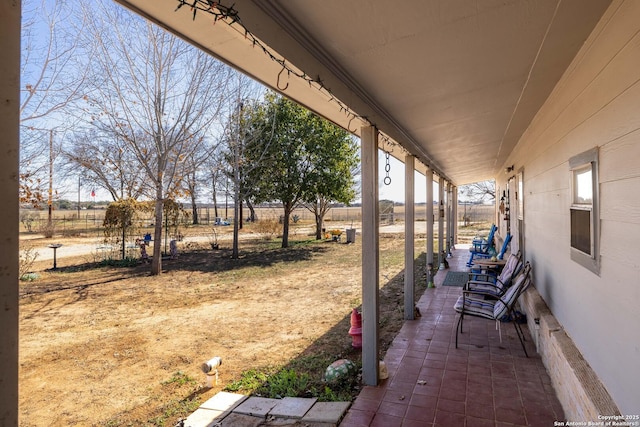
[19,203,495,236]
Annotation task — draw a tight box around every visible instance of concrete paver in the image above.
[183,393,351,427]
[302,401,351,423]
[199,391,247,412]
[183,408,225,427]
[233,396,279,417]
[269,396,317,419]
[215,412,263,427]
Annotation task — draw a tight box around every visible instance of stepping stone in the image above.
[200,392,248,412]
[216,412,263,427]
[183,408,226,427]
[302,402,351,424]
[269,397,317,419]
[233,396,278,417]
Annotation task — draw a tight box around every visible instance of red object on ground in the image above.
[348,308,362,349]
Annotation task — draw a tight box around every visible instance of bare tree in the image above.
[80,0,233,274]
[183,140,218,225]
[460,180,496,203]
[20,0,88,205]
[63,130,148,201]
[213,176,224,221]
[204,148,228,221]
[459,180,496,226]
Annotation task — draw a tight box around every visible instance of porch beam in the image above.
[361,125,379,386]
[0,0,21,424]
[404,154,415,320]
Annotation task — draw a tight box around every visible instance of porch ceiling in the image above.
[115,0,611,185]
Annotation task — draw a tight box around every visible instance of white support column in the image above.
[438,177,445,266]
[404,155,415,320]
[449,183,456,255]
[0,1,21,425]
[453,186,458,246]
[361,125,379,386]
[445,182,451,256]
[426,169,434,279]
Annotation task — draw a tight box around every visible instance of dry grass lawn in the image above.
[19,223,432,426]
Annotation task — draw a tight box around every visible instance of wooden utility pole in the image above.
[47,130,53,232]
[77,174,81,219]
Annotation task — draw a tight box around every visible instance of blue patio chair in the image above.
[454,262,532,356]
[467,224,497,266]
[498,233,512,260]
[475,232,511,262]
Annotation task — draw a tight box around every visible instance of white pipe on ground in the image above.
[201,357,222,387]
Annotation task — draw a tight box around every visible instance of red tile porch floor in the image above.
[340,246,565,427]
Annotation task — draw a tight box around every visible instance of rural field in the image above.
[18,207,491,426]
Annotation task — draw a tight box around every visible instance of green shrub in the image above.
[224,369,269,393]
[99,257,139,268]
[257,369,310,399]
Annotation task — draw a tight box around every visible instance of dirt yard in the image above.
[19,223,429,426]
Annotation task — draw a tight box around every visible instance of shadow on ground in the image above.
[165,240,330,274]
[217,251,436,404]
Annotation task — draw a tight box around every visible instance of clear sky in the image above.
[378,151,434,204]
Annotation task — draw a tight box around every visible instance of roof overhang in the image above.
[115,0,611,185]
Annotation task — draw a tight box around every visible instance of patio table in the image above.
[473,258,506,267]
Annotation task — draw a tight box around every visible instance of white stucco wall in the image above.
[498,0,640,415]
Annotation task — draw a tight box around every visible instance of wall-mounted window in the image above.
[569,147,599,275]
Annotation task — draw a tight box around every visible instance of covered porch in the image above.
[3,0,638,424]
[341,246,563,426]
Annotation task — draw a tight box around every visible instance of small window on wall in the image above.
[569,147,599,275]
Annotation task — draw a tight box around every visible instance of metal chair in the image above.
[467,250,523,298]
[454,262,532,356]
